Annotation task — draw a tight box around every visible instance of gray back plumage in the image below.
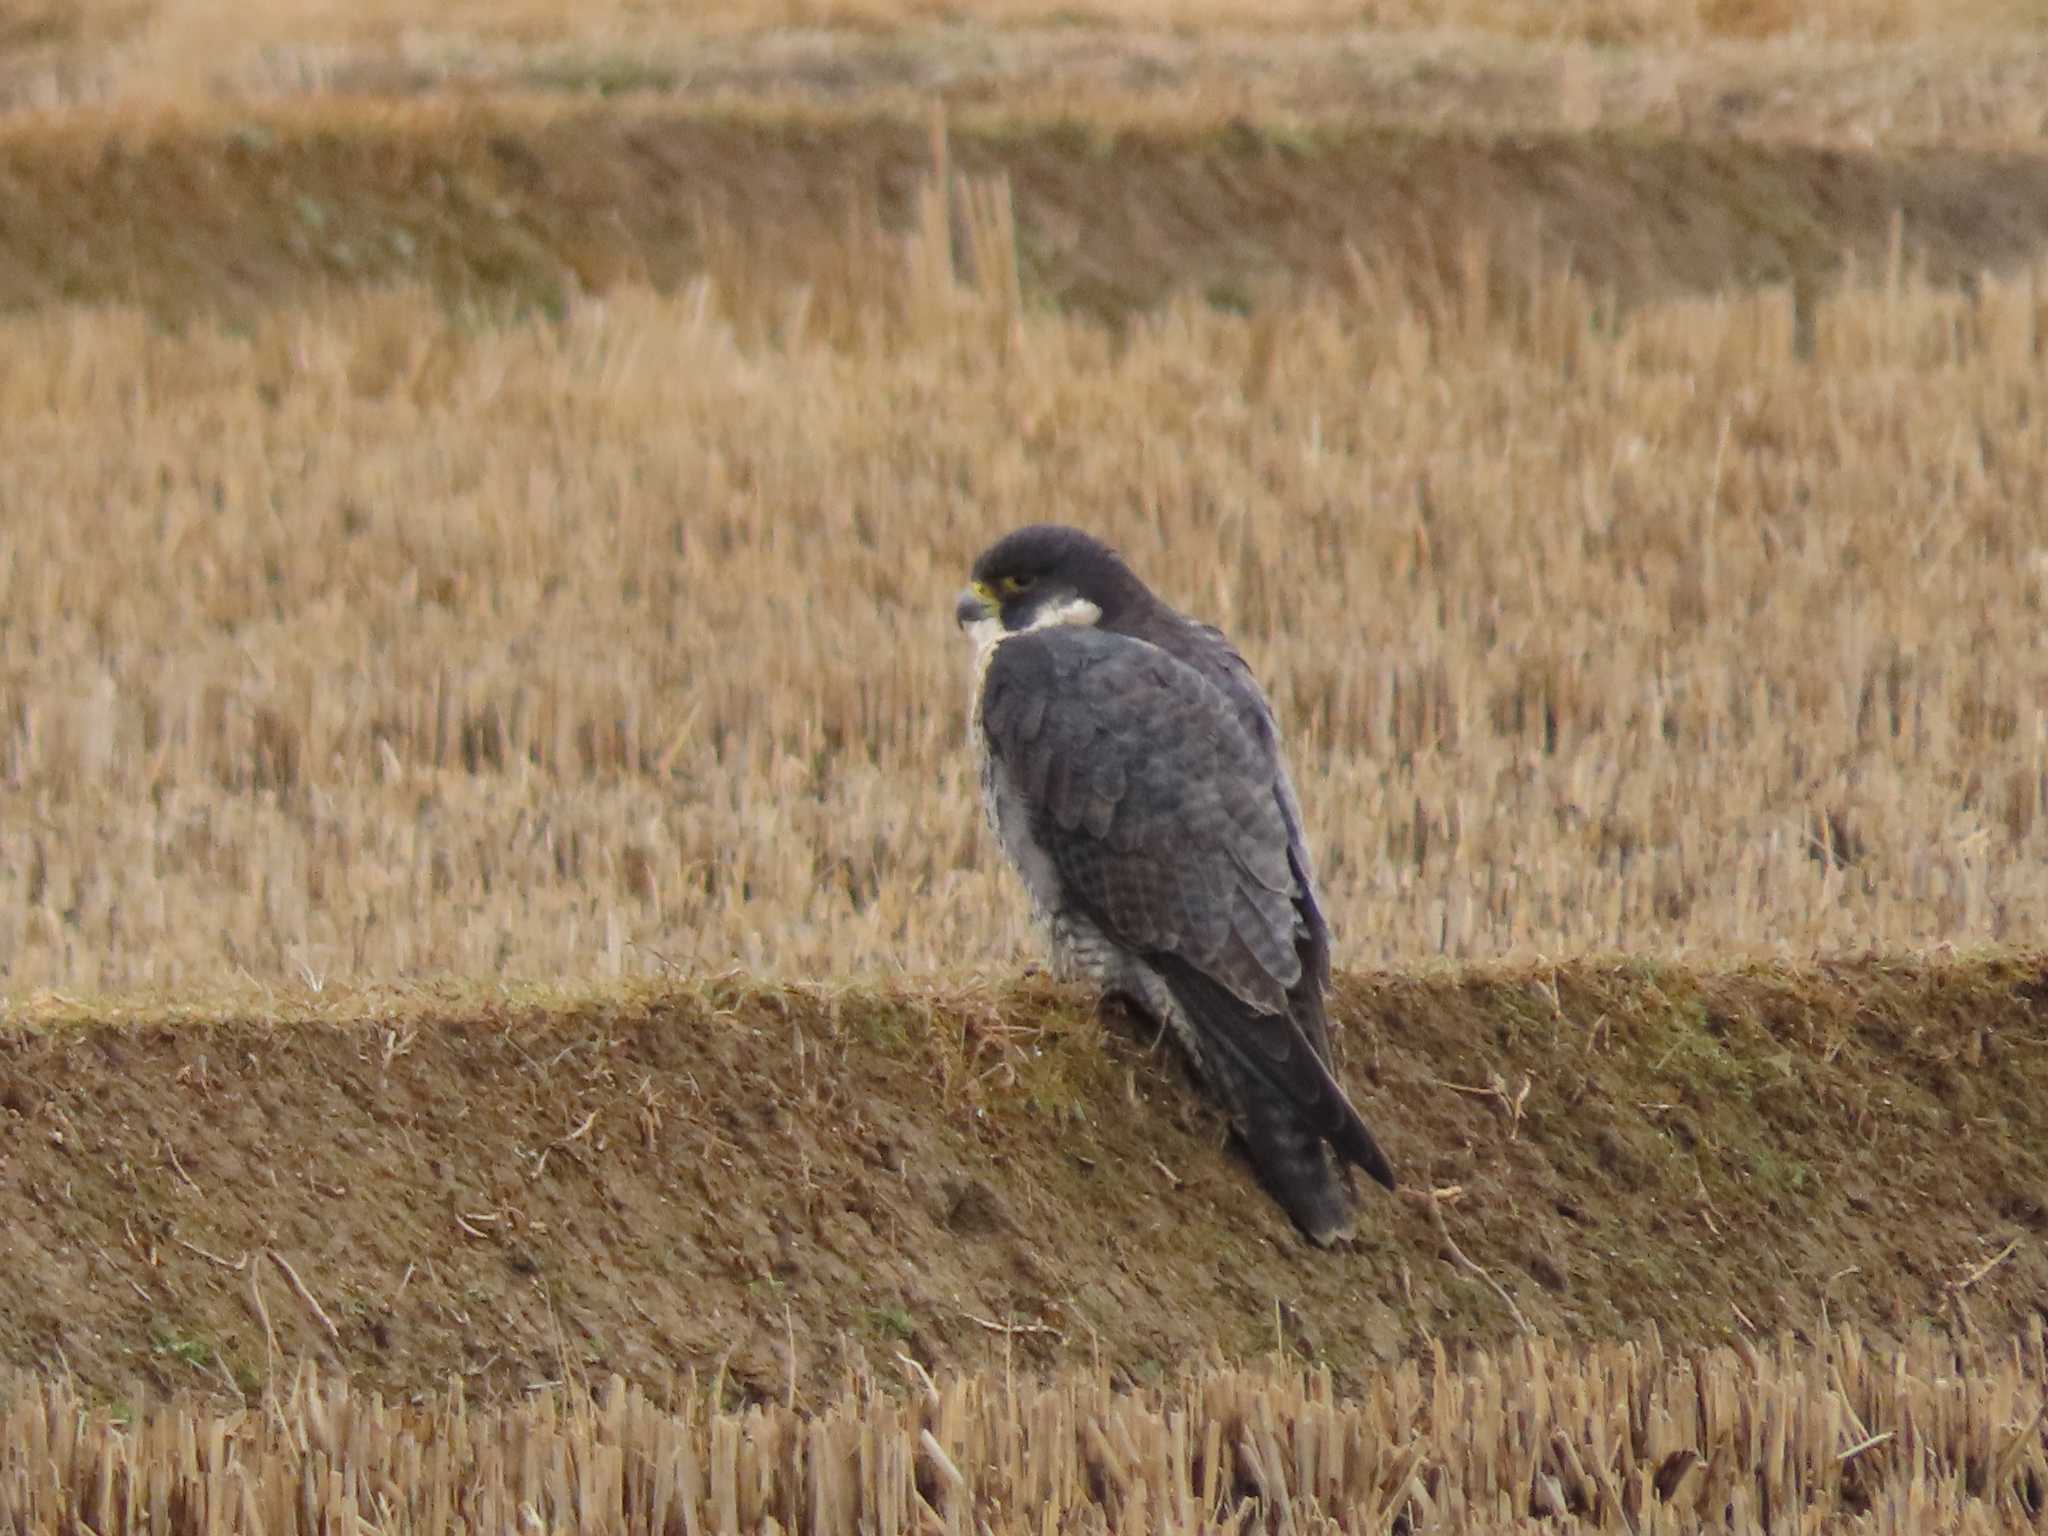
[980,628,1303,1015]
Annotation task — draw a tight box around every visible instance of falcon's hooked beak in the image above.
[955,581,997,629]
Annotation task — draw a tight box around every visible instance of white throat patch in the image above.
[962,613,1008,666]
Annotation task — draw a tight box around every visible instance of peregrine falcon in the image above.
[955,524,1396,1245]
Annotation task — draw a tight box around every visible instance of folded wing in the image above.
[980,626,1393,1194]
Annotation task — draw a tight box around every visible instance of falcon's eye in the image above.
[1001,574,1037,594]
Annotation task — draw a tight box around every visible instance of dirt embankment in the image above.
[0,956,2043,1407]
[4,108,2048,325]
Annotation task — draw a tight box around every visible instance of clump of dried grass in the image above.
[0,1327,2040,1532]
[3,162,2048,996]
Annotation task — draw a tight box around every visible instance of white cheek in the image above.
[1026,596,1102,631]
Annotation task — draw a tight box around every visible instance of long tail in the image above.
[1153,958,1397,1245]
[1287,984,1398,1193]
[1232,1068,1361,1245]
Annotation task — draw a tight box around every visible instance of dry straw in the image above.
[14,25,2048,150]
[31,0,2044,100]
[0,1327,2042,1532]
[4,158,2048,996]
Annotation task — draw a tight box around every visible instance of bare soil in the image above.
[2,957,2043,1406]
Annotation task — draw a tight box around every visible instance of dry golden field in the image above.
[3,185,2048,996]
[25,0,2039,62]
[3,7,2048,1526]
[2,1331,2043,1533]
[7,0,2048,149]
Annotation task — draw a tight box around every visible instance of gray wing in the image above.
[1139,617,1334,1037]
[1198,631,1334,992]
[979,626,1305,1014]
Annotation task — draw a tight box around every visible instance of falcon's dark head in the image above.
[955,524,1150,637]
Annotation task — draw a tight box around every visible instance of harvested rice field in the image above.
[2,1,2047,1530]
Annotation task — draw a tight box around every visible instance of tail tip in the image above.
[1303,1213,1359,1247]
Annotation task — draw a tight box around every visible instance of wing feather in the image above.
[1174,624,1339,1021]
[979,627,1302,1012]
